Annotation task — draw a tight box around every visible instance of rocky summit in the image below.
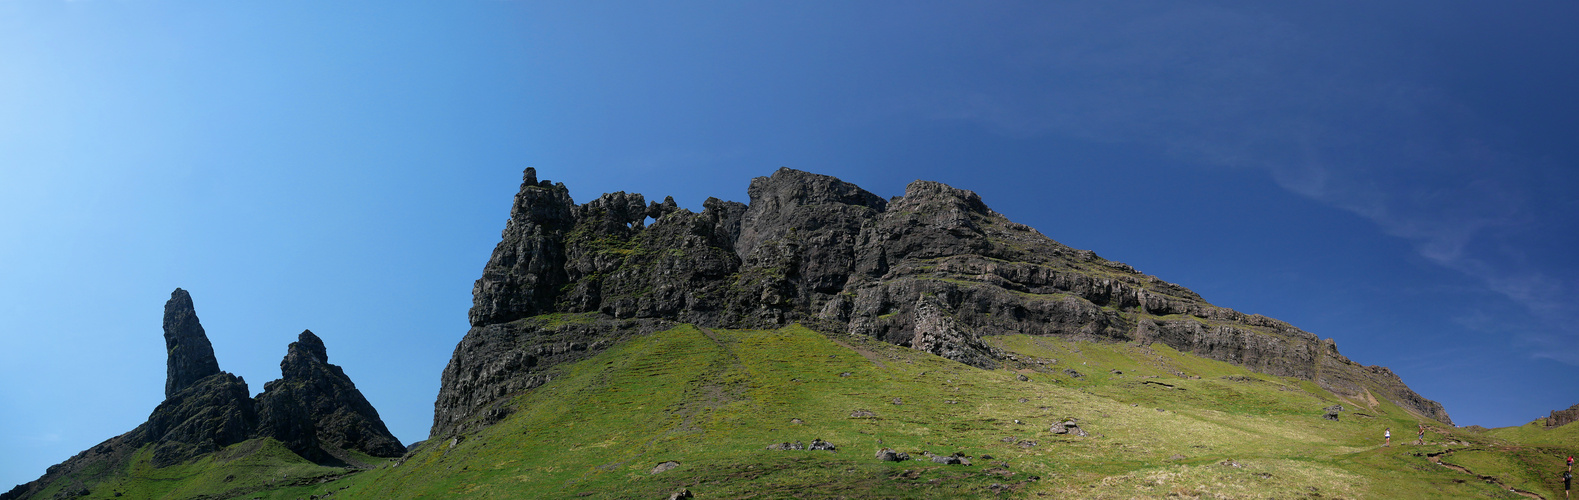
[2,289,402,500]
[433,167,1450,439]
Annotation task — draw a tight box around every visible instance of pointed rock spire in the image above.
[257,330,406,459]
[163,288,221,399]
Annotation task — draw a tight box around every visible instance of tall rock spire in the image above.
[163,288,221,398]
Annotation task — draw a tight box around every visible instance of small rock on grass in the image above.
[668,489,693,500]
[876,448,911,462]
[651,461,679,474]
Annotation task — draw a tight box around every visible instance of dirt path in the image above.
[1426,448,1546,499]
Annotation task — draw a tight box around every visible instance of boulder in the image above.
[876,448,911,462]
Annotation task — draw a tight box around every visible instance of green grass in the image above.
[314,325,1577,499]
[39,438,361,500]
[34,323,1579,499]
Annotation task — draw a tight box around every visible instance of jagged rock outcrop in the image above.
[1547,404,1579,428]
[256,330,406,461]
[3,290,403,500]
[435,167,1452,438]
[163,288,222,398]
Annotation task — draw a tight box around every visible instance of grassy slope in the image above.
[312,324,1568,499]
[48,324,1572,499]
[35,438,368,500]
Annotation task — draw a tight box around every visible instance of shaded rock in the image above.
[765,440,806,450]
[650,461,679,475]
[850,409,877,418]
[1050,420,1088,437]
[469,168,577,327]
[809,439,836,451]
[162,289,221,399]
[1322,404,1343,421]
[432,166,1456,441]
[255,330,406,459]
[1063,369,1084,378]
[1016,374,1029,382]
[876,448,911,462]
[924,452,971,465]
[668,488,693,500]
[1547,404,1579,428]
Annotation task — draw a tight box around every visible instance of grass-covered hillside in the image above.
[339,325,1568,499]
[40,324,1574,499]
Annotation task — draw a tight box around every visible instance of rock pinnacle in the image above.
[163,288,221,399]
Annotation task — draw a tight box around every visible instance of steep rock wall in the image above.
[437,167,1452,438]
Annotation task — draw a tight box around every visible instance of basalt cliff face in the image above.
[3,289,402,500]
[433,168,1452,438]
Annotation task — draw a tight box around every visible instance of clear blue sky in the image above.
[3,1,1576,487]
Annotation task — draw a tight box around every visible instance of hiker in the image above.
[1564,469,1572,498]
[1416,423,1425,445]
[1569,455,1574,471]
[1384,427,1391,447]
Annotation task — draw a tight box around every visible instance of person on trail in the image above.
[1384,427,1391,447]
[1569,455,1574,471]
[1417,424,1425,445]
[1564,469,1572,498]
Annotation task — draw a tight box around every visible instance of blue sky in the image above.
[3,1,1577,487]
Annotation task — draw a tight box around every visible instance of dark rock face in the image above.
[6,290,403,500]
[163,288,221,399]
[255,330,406,460]
[469,168,577,327]
[1547,404,1579,428]
[434,167,1453,439]
[143,372,258,466]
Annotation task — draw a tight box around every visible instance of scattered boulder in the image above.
[1016,374,1029,382]
[809,439,836,451]
[1016,440,1037,448]
[668,489,693,500]
[931,455,966,465]
[850,409,877,418]
[1322,404,1343,421]
[839,372,853,377]
[650,461,679,474]
[1050,419,1089,437]
[789,418,804,424]
[891,397,903,405]
[876,448,911,462]
[1063,369,1084,378]
[1018,398,1028,403]
[766,441,805,450]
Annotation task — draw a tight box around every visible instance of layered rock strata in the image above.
[3,289,403,500]
[434,168,1452,438]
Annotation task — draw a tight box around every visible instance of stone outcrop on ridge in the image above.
[2,289,403,500]
[432,167,1452,439]
[255,330,406,461]
[162,288,223,398]
[1547,404,1579,428]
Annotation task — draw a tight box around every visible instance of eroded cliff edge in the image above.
[434,168,1451,438]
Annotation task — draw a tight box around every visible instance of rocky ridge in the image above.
[1547,404,1579,428]
[433,168,1452,438]
[3,289,402,500]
